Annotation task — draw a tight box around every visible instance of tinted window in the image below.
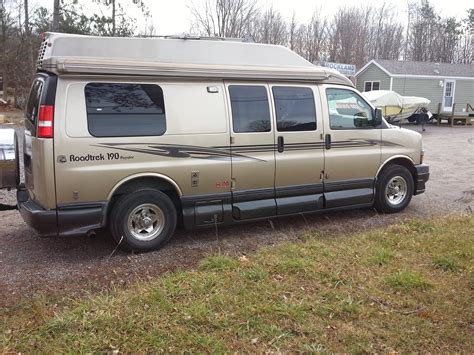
[326,88,375,130]
[25,79,43,125]
[364,82,372,92]
[364,81,380,92]
[85,83,166,137]
[273,87,316,131]
[229,85,271,133]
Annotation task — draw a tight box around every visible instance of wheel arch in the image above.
[105,173,183,225]
[376,155,416,182]
[107,173,183,200]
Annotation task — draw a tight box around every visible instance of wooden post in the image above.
[437,102,441,125]
[451,103,456,127]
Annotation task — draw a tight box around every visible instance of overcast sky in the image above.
[31,0,471,35]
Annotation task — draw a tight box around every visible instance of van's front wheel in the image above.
[375,165,414,213]
[110,189,177,252]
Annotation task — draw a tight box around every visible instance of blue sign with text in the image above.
[321,62,356,76]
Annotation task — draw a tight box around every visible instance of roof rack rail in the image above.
[137,33,253,42]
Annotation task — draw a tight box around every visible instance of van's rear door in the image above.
[23,73,58,210]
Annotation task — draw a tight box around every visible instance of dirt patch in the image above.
[0,124,472,306]
[0,109,23,125]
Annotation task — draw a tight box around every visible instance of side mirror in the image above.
[373,108,383,127]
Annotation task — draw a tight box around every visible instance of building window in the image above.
[85,83,166,137]
[364,81,380,92]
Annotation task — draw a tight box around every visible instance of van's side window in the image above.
[229,85,271,133]
[273,86,316,131]
[85,83,166,137]
[25,79,43,125]
[326,88,374,130]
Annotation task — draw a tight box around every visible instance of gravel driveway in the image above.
[0,124,472,305]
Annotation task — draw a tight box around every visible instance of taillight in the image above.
[37,105,54,138]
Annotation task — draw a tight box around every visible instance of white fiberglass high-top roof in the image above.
[37,33,353,86]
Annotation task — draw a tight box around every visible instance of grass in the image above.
[385,270,432,289]
[368,247,395,266]
[1,215,473,352]
[432,256,461,272]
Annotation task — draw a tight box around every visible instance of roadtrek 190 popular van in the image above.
[0,33,429,251]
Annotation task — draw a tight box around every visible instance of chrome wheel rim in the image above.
[127,203,165,241]
[385,176,408,206]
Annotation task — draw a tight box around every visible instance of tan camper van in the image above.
[1,33,429,251]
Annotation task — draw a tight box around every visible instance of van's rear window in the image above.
[85,83,166,137]
[25,79,44,125]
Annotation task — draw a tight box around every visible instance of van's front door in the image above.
[270,84,325,214]
[320,85,381,208]
[226,83,276,220]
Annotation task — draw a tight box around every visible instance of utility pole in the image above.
[0,0,5,99]
[112,0,116,36]
[52,0,60,31]
[24,0,34,74]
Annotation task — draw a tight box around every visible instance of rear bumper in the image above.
[414,164,429,195]
[17,188,58,237]
[17,187,106,237]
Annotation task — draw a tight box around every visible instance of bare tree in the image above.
[303,11,327,63]
[455,9,473,63]
[253,7,287,45]
[327,7,367,66]
[288,13,297,50]
[406,1,467,63]
[0,0,11,99]
[189,0,259,38]
[368,4,404,60]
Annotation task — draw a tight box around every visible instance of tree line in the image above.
[190,0,472,67]
[0,0,472,106]
[1,0,153,104]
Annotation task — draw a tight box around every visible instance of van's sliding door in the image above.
[225,83,276,220]
[270,84,325,214]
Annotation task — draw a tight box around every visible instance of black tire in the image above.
[109,189,177,252]
[375,164,414,213]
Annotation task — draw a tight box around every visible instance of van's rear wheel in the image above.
[110,189,177,252]
[375,165,414,213]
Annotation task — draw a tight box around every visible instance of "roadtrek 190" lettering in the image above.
[69,153,122,162]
